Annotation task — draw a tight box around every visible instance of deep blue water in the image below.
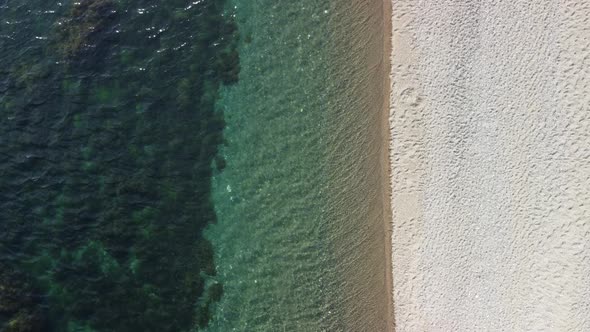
[0,1,238,331]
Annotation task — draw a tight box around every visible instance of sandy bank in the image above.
[389,1,590,330]
[323,0,394,330]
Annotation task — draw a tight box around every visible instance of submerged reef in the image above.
[0,0,239,331]
[55,0,118,58]
[0,266,46,332]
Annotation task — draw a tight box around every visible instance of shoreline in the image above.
[381,0,394,329]
[325,0,394,330]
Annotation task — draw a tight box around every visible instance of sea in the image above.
[0,0,390,331]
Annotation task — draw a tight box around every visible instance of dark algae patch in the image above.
[0,0,239,331]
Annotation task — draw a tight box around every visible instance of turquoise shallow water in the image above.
[206,1,339,330]
[0,0,390,331]
[207,0,392,331]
